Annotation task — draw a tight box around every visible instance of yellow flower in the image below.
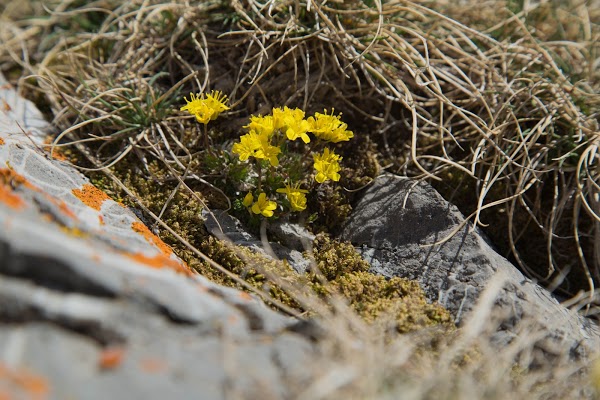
[313,147,342,183]
[232,129,281,166]
[271,107,287,131]
[254,129,281,166]
[308,109,354,143]
[245,115,275,138]
[254,138,281,167]
[205,91,230,117]
[232,132,261,161]
[242,192,254,207]
[277,182,309,212]
[180,90,230,124]
[278,106,311,143]
[251,193,277,217]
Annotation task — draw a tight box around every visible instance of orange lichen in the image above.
[0,168,36,190]
[126,252,193,276]
[0,138,4,145]
[0,168,41,210]
[98,215,105,225]
[11,374,48,397]
[0,185,25,210]
[72,184,111,211]
[0,168,79,221]
[0,363,49,399]
[42,136,68,161]
[131,221,173,256]
[238,292,252,301]
[1,99,11,112]
[52,152,68,162]
[98,347,126,370]
[139,358,168,374]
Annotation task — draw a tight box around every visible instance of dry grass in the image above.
[289,276,596,400]
[1,0,600,398]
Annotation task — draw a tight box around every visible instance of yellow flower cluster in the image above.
[233,106,353,218]
[232,131,281,167]
[181,91,230,124]
[178,92,354,219]
[232,107,352,168]
[308,110,354,143]
[243,192,277,217]
[243,182,308,217]
[276,182,309,212]
[314,148,342,183]
[274,107,311,143]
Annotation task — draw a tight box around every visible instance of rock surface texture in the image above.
[341,174,600,356]
[0,74,315,399]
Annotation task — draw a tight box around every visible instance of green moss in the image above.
[309,233,370,280]
[199,236,303,309]
[333,271,453,332]
[190,231,454,334]
[308,234,453,333]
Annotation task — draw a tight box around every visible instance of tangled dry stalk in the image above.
[1,0,600,397]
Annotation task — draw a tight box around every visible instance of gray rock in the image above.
[0,73,48,143]
[203,209,311,274]
[267,220,315,252]
[341,174,600,356]
[0,73,317,399]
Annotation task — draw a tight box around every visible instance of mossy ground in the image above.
[84,152,451,333]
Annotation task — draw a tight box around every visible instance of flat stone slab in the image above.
[0,73,317,398]
[341,174,600,357]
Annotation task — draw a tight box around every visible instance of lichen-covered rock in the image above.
[341,173,600,356]
[0,73,317,399]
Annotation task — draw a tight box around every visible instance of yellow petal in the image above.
[243,192,253,207]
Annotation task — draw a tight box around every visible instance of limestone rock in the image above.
[341,174,600,356]
[0,74,316,399]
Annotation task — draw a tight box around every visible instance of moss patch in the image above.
[333,272,453,332]
[307,234,453,332]
[199,236,303,309]
[308,233,371,280]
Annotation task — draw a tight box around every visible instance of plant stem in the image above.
[257,159,262,192]
[203,123,213,155]
[259,218,276,259]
